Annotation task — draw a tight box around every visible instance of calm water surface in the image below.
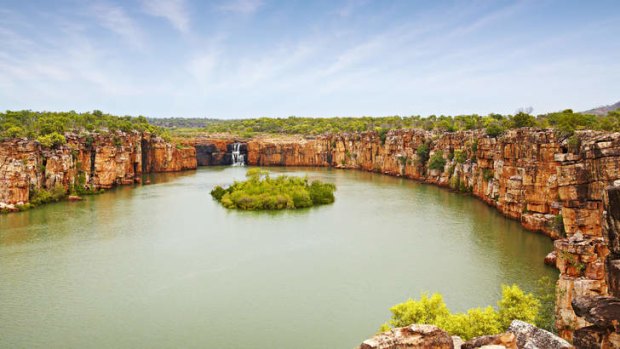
[0,167,556,348]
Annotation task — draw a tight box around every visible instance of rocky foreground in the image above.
[3,127,620,344]
[358,295,620,348]
[359,320,572,349]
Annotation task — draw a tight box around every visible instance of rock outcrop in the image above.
[361,321,570,349]
[507,320,572,348]
[571,296,620,348]
[0,132,196,208]
[358,324,454,349]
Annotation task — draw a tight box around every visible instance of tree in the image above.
[511,112,536,128]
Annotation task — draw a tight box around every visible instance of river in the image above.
[0,166,556,348]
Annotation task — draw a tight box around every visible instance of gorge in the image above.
[2,127,620,345]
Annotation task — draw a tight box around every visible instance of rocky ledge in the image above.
[359,321,572,349]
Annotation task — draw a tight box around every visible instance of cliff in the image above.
[0,132,196,209]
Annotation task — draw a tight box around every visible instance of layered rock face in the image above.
[211,128,620,340]
[0,132,196,207]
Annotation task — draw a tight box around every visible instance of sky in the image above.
[0,0,619,118]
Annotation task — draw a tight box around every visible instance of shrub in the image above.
[567,134,581,153]
[428,151,446,171]
[416,143,430,164]
[486,122,506,137]
[482,168,494,181]
[377,128,389,145]
[4,125,26,138]
[454,150,467,164]
[380,284,541,340]
[36,132,66,148]
[30,184,67,206]
[534,276,557,332]
[511,112,536,128]
[497,284,540,329]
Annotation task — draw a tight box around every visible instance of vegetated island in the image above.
[210,168,336,210]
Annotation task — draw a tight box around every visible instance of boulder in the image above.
[452,336,464,349]
[544,251,557,266]
[507,320,572,348]
[67,195,83,201]
[358,324,454,349]
[572,296,620,331]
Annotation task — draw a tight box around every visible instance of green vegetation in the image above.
[4,109,620,144]
[159,109,620,137]
[415,142,430,164]
[379,284,547,340]
[68,172,102,196]
[0,110,170,146]
[210,168,336,210]
[482,168,494,182]
[533,276,557,332]
[454,149,467,164]
[428,151,446,171]
[29,185,67,206]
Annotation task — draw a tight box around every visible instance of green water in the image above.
[0,167,556,348]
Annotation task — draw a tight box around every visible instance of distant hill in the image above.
[582,101,620,115]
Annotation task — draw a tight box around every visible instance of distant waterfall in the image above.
[231,143,245,166]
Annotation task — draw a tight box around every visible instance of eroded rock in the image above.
[358,324,454,349]
[507,320,572,348]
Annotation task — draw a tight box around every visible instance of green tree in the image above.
[511,112,536,128]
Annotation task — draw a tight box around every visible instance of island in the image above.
[210,168,336,210]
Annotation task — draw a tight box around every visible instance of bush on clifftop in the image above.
[210,168,336,210]
[378,284,541,340]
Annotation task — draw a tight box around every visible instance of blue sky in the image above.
[0,0,619,118]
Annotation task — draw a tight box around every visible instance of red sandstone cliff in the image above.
[0,132,196,208]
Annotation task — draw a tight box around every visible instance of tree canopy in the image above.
[165,109,620,138]
[0,110,170,146]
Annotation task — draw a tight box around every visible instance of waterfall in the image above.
[231,143,245,166]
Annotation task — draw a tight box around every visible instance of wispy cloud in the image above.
[218,0,263,15]
[333,0,369,17]
[142,0,190,33]
[90,3,145,49]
